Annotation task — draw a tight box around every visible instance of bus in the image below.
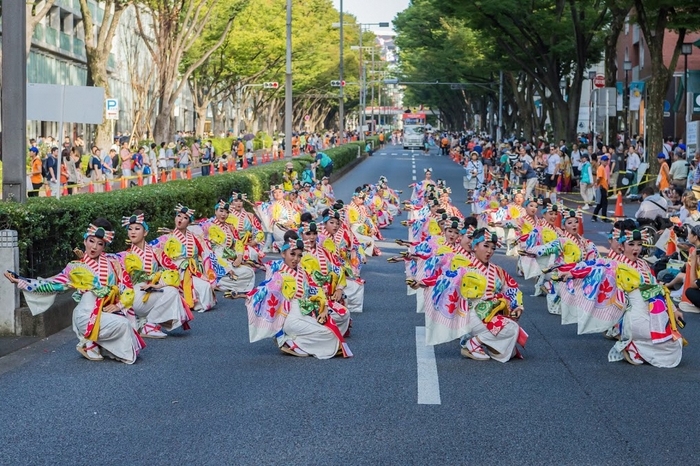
[402,112,426,150]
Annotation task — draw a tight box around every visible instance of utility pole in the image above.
[338,0,345,143]
[359,26,364,142]
[284,0,292,157]
[2,0,27,202]
[497,70,503,142]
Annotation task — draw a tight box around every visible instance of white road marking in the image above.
[391,153,397,155]
[416,326,441,405]
[412,169,416,174]
[412,175,416,181]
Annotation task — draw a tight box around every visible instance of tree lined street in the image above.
[2,147,700,464]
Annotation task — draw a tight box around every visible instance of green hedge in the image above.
[0,142,367,276]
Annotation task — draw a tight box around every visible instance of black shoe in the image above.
[591,218,598,222]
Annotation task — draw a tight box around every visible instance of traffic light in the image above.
[263,82,279,89]
[330,80,346,87]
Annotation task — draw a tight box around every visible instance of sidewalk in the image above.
[0,336,39,358]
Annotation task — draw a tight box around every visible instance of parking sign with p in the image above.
[105,98,119,120]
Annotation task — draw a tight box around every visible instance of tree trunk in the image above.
[195,103,208,137]
[154,109,172,145]
[86,53,112,149]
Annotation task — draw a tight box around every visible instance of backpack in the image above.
[42,157,50,179]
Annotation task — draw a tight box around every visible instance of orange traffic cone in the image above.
[218,163,224,174]
[138,173,143,186]
[160,170,167,183]
[187,167,192,180]
[242,156,248,169]
[152,173,158,184]
[170,169,177,181]
[120,177,127,189]
[105,179,112,192]
[62,185,68,196]
[88,181,95,194]
[228,158,235,172]
[666,229,678,256]
[252,154,257,165]
[614,192,624,218]
[45,186,51,197]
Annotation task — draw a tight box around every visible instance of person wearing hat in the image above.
[348,187,381,257]
[198,200,256,298]
[257,184,301,252]
[5,219,143,364]
[559,227,683,367]
[228,191,265,264]
[282,162,298,192]
[297,213,352,330]
[118,211,193,339]
[453,228,526,361]
[152,205,216,312]
[246,230,352,358]
[656,152,671,191]
[592,155,610,222]
[165,141,177,170]
[29,146,43,197]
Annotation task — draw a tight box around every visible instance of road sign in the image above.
[593,74,605,88]
[304,115,310,121]
[330,80,346,87]
[105,98,119,120]
[263,82,279,89]
[693,93,700,114]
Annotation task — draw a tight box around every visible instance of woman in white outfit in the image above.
[247,230,352,359]
[5,219,143,363]
[118,211,193,338]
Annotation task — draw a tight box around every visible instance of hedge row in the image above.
[0,140,377,276]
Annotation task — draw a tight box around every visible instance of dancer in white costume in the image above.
[119,212,193,338]
[5,220,144,364]
[247,230,352,359]
[198,200,256,298]
[151,205,216,312]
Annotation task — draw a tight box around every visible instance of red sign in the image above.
[593,74,605,88]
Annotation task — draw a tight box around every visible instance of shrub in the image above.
[1,142,365,277]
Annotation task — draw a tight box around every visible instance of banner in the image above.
[616,82,624,111]
[629,81,645,111]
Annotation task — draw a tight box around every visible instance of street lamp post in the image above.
[588,70,596,141]
[333,21,388,142]
[682,43,693,139]
[623,59,632,140]
[284,0,292,158]
[338,0,344,143]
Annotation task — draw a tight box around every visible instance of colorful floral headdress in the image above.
[121,213,148,231]
[322,209,342,223]
[214,200,230,211]
[270,184,284,192]
[542,203,560,214]
[298,221,318,236]
[564,208,583,220]
[615,228,650,244]
[462,225,476,237]
[280,237,305,252]
[174,204,195,221]
[471,228,502,248]
[230,191,247,201]
[445,218,462,231]
[378,175,387,183]
[424,167,432,173]
[84,224,115,244]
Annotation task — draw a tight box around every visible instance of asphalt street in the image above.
[1,144,699,465]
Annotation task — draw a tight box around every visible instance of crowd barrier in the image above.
[30,148,290,197]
